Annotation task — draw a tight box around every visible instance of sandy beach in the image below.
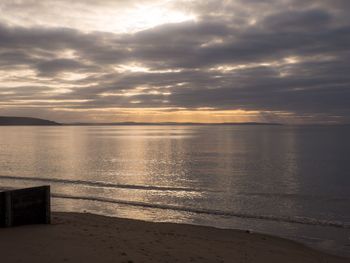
[0,212,347,263]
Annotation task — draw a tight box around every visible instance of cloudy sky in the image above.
[0,0,349,123]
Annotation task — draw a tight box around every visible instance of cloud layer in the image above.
[0,0,349,123]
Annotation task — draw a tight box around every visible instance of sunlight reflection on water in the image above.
[0,125,350,256]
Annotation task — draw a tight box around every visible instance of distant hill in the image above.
[0,116,61,125]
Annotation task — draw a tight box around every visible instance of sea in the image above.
[0,125,349,257]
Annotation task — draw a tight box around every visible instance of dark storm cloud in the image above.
[0,0,350,123]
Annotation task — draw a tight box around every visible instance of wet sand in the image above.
[0,212,348,263]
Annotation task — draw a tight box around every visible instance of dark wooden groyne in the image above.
[0,186,50,227]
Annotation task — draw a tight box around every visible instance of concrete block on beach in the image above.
[0,186,50,227]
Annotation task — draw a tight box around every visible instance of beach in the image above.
[0,212,348,263]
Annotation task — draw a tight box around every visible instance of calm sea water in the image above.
[0,125,349,256]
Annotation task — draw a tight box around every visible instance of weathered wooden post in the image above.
[0,186,50,227]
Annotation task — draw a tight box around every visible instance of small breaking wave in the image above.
[53,193,350,229]
[0,175,204,192]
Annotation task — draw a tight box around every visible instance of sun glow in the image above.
[50,107,272,123]
[119,4,196,33]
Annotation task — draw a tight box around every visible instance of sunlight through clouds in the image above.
[0,0,350,123]
[0,0,196,33]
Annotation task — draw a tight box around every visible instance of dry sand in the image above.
[0,212,348,263]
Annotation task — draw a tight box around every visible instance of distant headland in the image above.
[0,116,61,126]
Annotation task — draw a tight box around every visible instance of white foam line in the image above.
[53,193,350,229]
[0,175,204,192]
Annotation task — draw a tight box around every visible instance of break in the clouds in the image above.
[0,0,350,123]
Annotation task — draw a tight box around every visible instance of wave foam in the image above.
[53,193,350,229]
[0,175,203,192]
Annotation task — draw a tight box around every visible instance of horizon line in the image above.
[1,116,350,126]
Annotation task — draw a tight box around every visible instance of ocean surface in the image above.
[0,125,349,257]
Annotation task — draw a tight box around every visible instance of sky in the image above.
[0,0,349,123]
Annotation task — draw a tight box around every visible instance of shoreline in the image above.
[0,212,348,263]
